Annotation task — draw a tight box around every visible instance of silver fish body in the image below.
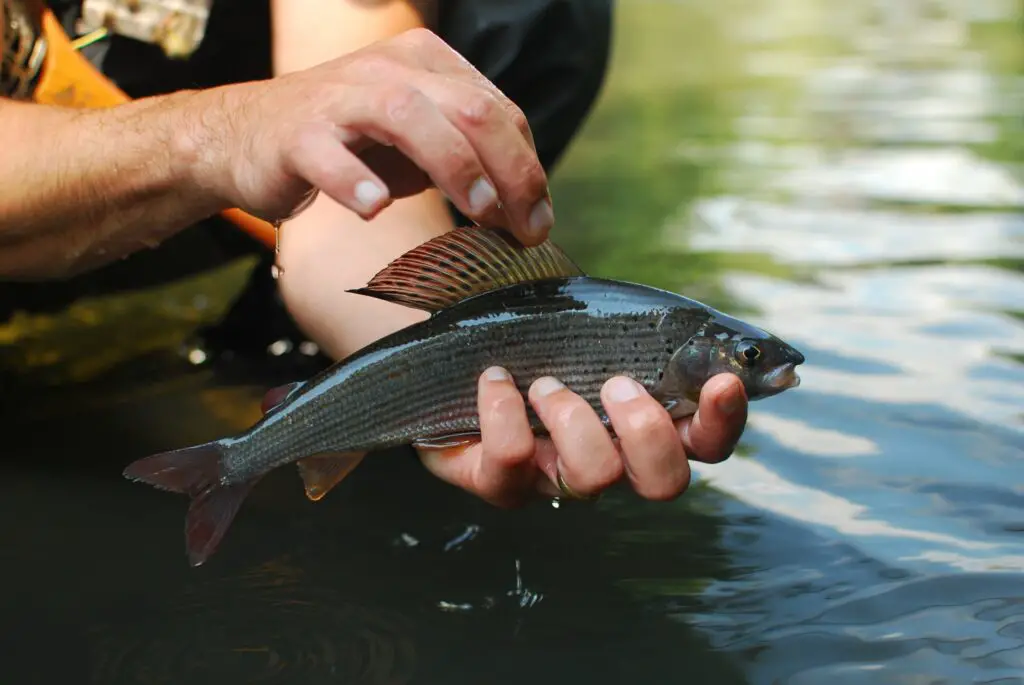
[223,277,732,483]
[123,228,804,567]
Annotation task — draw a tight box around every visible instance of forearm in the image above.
[278,189,455,359]
[0,92,228,280]
[272,0,453,359]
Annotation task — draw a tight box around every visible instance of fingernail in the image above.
[605,376,642,403]
[354,180,386,212]
[532,376,564,397]
[483,366,510,382]
[528,197,554,237]
[468,177,498,214]
[719,385,744,417]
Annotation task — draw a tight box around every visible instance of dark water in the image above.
[3,2,1024,683]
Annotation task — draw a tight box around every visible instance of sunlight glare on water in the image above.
[642,0,1024,681]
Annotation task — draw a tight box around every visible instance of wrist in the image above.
[161,87,240,216]
[171,81,274,217]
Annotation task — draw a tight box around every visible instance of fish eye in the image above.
[736,341,761,366]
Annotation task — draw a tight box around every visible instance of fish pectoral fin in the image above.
[412,433,482,453]
[346,227,585,312]
[297,452,366,502]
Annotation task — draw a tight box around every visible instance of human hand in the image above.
[418,368,749,507]
[189,27,553,245]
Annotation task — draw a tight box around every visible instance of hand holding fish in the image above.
[417,370,748,506]
[125,228,803,567]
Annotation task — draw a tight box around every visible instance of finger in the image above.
[403,31,539,152]
[336,83,505,227]
[474,366,537,506]
[601,376,691,501]
[416,440,483,493]
[357,145,431,199]
[528,377,622,498]
[283,121,393,220]
[678,374,748,464]
[530,438,563,498]
[344,29,540,156]
[415,75,552,244]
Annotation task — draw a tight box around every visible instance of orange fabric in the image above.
[30,7,276,247]
[34,9,128,107]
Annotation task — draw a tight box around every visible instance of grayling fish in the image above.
[124,227,805,566]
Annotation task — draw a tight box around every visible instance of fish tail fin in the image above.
[123,441,255,567]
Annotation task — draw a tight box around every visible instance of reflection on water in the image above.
[2,1,1024,683]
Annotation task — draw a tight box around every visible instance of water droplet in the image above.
[272,219,285,278]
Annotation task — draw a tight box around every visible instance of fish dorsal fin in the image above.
[346,227,585,312]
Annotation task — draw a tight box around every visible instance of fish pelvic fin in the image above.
[346,226,585,312]
[297,452,366,502]
[123,442,255,568]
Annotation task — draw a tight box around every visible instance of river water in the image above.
[2,1,1023,683]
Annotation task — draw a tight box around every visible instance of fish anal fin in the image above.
[297,452,366,502]
[346,227,585,312]
[412,433,482,457]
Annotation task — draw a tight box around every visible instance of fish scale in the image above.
[122,226,804,568]
[222,282,704,483]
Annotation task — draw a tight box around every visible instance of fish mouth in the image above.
[768,363,802,391]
